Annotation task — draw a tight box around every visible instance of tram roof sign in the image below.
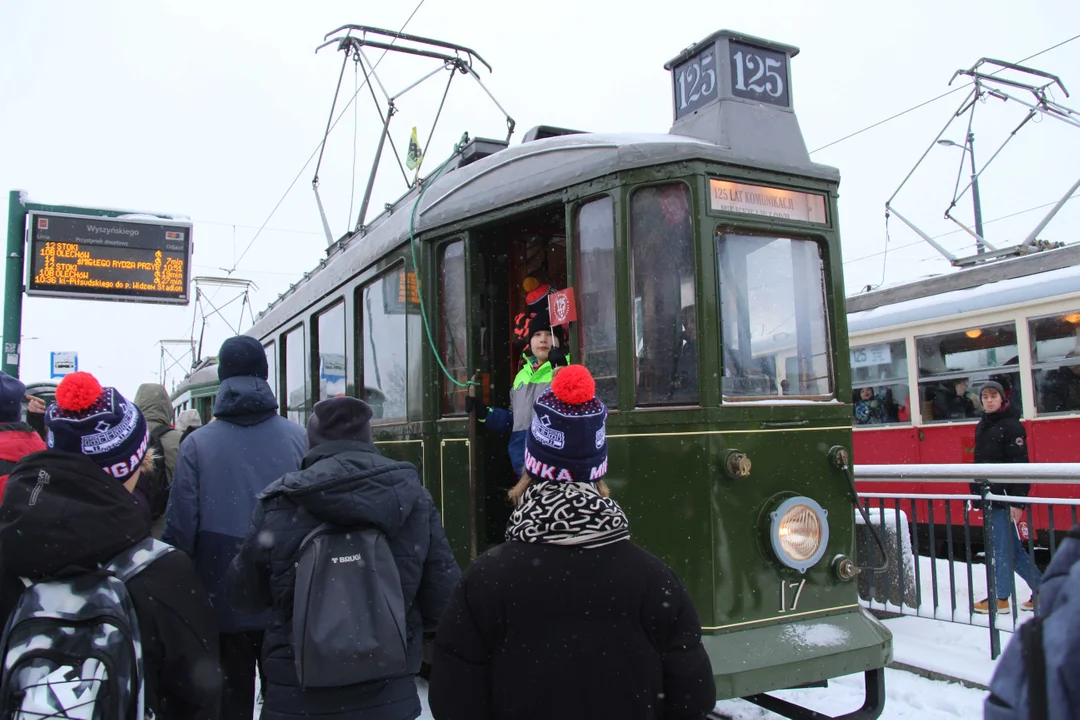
[25,211,193,305]
[664,29,819,175]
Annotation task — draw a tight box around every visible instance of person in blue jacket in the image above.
[163,336,307,720]
[468,295,569,479]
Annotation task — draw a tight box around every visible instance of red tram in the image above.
[848,244,1080,547]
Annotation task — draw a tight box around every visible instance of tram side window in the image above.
[359,269,409,423]
[1030,310,1080,414]
[264,341,277,401]
[315,302,347,401]
[576,196,618,407]
[850,340,909,425]
[717,234,832,399]
[284,325,309,425]
[915,322,1021,421]
[440,241,468,415]
[631,184,696,406]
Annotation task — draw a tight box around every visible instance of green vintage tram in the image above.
[175,29,891,719]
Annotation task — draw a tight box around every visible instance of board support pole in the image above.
[4,191,27,378]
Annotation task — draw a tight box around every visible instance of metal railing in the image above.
[853,463,1080,659]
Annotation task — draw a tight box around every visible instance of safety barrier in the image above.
[853,463,1080,659]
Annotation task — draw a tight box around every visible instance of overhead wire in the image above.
[810,33,1080,155]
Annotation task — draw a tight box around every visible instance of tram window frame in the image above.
[439,239,468,416]
[356,263,411,425]
[1029,309,1080,415]
[312,300,347,403]
[716,230,834,401]
[629,181,698,407]
[574,195,618,408]
[850,339,911,425]
[264,340,277,401]
[282,323,309,425]
[915,322,1022,423]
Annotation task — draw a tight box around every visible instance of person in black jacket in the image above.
[226,395,461,720]
[971,380,1043,615]
[428,365,716,720]
[0,371,221,719]
[931,377,977,420]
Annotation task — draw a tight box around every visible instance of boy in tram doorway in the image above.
[971,380,1042,614]
[467,284,569,480]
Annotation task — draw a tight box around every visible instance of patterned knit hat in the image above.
[524,365,608,483]
[45,372,149,481]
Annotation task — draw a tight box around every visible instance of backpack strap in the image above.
[1020,617,1048,720]
[106,537,175,583]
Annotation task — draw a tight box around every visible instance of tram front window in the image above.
[717,233,832,399]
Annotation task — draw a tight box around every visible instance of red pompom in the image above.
[55,372,103,412]
[551,365,595,405]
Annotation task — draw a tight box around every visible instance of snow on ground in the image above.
[712,667,986,719]
[412,669,989,719]
[864,553,1034,633]
[883,615,1000,687]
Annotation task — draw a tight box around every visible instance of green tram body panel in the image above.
[178,29,892,708]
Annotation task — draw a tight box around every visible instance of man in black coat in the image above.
[429,365,716,720]
[0,372,221,719]
[971,380,1042,615]
[227,396,461,720]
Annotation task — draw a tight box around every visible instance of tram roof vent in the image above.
[458,136,510,168]
[664,30,819,173]
[522,125,587,143]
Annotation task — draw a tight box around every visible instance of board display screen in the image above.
[26,212,192,305]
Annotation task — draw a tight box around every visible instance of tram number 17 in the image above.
[778,579,807,613]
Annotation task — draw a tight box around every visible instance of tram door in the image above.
[472,203,567,551]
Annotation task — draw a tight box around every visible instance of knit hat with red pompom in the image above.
[524,365,608,483]
[44,372,149,481]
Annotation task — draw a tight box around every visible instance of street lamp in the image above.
[937,132,986,254]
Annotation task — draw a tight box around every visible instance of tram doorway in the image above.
[472,203,567,551]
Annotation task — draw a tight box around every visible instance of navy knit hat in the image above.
[0,371,26,423]
[45,372,149,481]
[524,365,608,483]
[218,336,269,381]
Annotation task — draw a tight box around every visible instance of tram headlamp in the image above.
[769,496,829,572]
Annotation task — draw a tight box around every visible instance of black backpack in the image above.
[144,426,174,521]
[292,523,409,688]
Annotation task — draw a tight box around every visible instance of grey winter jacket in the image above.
[226,439,461,720]
[134,384,181,482]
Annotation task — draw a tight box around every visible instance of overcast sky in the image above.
[2,0,1077,396]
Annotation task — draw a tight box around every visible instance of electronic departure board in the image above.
[26,212,192,305]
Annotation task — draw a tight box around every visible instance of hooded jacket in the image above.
[226,440,461,720]
[0,451,221,719]
[971,401,1030,508]
[162,375,307,633]
[0,421,46,498]
[134,384,182,483]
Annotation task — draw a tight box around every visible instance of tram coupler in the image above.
[740,667,885,720]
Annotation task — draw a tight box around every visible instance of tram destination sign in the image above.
[26,212,192,305]
[709,179,827,224]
